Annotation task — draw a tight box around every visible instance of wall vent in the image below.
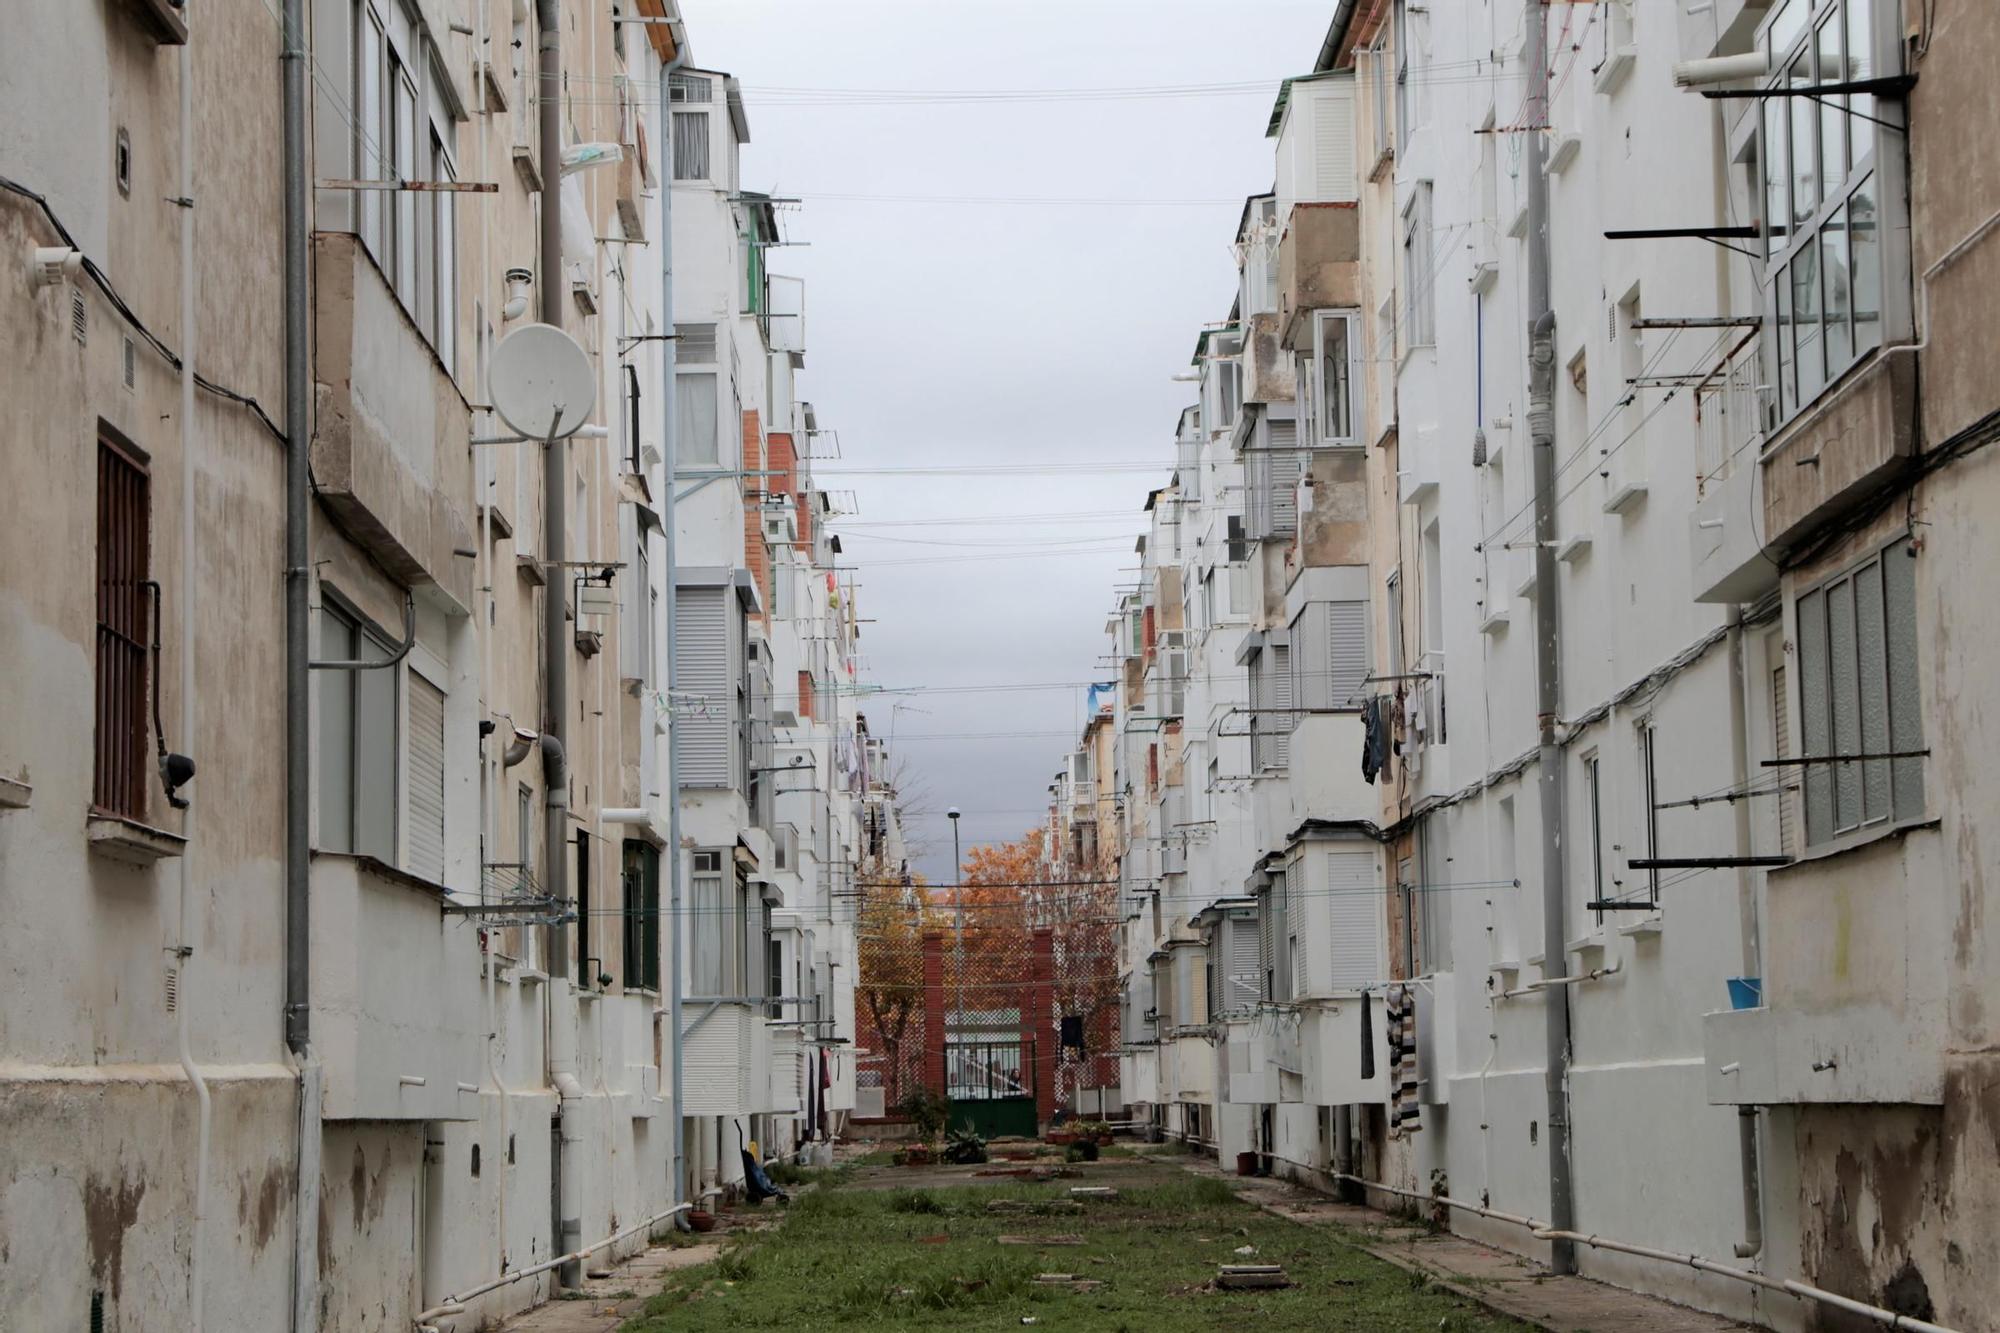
[71,289,87,345]
[123,336,136,389]
[164,965,179,1013]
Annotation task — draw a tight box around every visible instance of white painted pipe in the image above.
[1672,51,1770,88]
[412,1201,692,1327]
[1320,1170,1965,1333]
[175,26,214,1333]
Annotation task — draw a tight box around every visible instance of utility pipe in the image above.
[279,0,322,1325]
[1724,604,1764,1259]
[1498,960,1622,1000]
[412,1201,693,1329]
[1522,0,1576,1275]
[536,0,569,982]
[174,28,213,1331]
[657,15,690,1218]
[472,0,511,1279]
[1323,1170,1962,1333]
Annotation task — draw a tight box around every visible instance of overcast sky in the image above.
[680,0,1334,879]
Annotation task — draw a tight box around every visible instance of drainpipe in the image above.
[536,0,569,980]
[174,28,214,1331]
[1523,0,1577,1275]
[534,0,579,1289]
[279,0,323,1325]
[1725,605,1764,1258]
[657,17,690,1219]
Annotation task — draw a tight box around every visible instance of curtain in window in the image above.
[672,111,709,180]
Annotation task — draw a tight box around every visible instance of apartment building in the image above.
[1076,3,2000,1329]
[0,1,870,1328]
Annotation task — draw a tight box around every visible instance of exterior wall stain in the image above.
[82,1171,146,1303]
[236,1158,293,1252]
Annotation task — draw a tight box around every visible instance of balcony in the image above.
[1288,714,1373,827]
[1690,335,1782,602]
[682,1002,762,1116]
[1703,829,1949,1106]
[310,232,477,608]
[1760,347,1919,553]
[1221,1017,1277,1105]
[1277,202,1362,347]
[1170,1033,1216,1103]
[1298,996,1390,1106]
[769,1025,802,1115]
[310,854,484,1120]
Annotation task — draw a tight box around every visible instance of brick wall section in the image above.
[797,669,815,721]
[740,409,767,619]
[1031,928,1057,1126]
[921,932,946,1098]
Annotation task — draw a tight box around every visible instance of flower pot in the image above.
[1048,1131,1076,1146]
[1096,1133,1115,1146]
[687,1210,717,1232]
[902,1147,933,1166]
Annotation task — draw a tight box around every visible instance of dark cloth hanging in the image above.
[1359,988,1376,1080]
[817,1048,831,1140]
[1360,696,1394,785]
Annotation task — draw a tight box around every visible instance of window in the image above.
[671,111,709,180]
[675,323,720,467]
[1639,724,1661,905]
[1327,848,1381,991]
[622,840,660,991]
[1760,0,1887,425]
[1772,661,1798,857]
[517,783,541,970]
[689,850,725,995]
[1245,418,1302,541]
[316,600,400,862]
[1314,311,1362,445]
[1794,536,1924,845]
[406,670,446,882]
[1393,1,1412,155]
[574,832,591,982]
[350,2,457,364]
[1401,181,1436,349]
[1385,571,1405,678]
[1251,644,1293,772]
[1259,867,1289,1000]
[1292,601,1370,712]
[94,432,151,820]
[1370,38,1393,168]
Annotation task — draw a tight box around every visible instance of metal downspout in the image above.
[1523,0,1576,1275]
[658,24,690,1220]
[279,0,323,1326]
[534,0,579,1288]
[174,28,214,1331]
[1725,605,1764,1259]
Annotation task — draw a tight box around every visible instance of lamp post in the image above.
[947,806,962,1081]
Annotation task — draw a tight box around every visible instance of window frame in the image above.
[1313,309,1364,446]
[1401,181,1436,351]
[94,430,153,821]
[1757,0,1892,429]
[1791,532,1925,849]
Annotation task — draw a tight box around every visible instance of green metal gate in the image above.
[946,1038,1038,1139]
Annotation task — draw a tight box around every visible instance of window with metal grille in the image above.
[94,432,151,820]
[1794,534,1924,845]
[622,839,660,991]
[1640,724,1661,905]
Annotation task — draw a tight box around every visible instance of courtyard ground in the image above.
[614,1148,1537,1332]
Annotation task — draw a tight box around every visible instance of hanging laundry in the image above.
[1360,698,1382,784]
[1383,983,1422,1136]
[1359,988,1376,1080]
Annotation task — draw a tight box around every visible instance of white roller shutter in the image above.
[407,673,447,883]
[1326,848,1381,991]
[1226,917,1261,1010]
[676,586,731,785]
[1312,88,1357,201]
[1327,600,1370,709]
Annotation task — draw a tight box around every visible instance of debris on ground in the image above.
[1034,1273,1106,1292]
[1216,1264,1292,1291]
[986,1198,1031,1213]
[998,1233,1085,1246]
[1069,1186,1118,1198]
[917,1233,950,1244]
[1233,1244,1258,1256]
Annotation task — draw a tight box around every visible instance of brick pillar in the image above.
[1016,978,1037,1114]
[1031,927,1057,1126]
[921,932,946,1100]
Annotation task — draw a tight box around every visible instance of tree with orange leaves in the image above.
[855,858,936,1103]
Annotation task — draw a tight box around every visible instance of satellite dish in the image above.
[490,323,596,441]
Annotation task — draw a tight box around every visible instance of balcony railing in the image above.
[1694,332,1764,496]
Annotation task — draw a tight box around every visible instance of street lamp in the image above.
[947,807,963,1068]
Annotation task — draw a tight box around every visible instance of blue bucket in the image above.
[1726,977,1763,1010]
